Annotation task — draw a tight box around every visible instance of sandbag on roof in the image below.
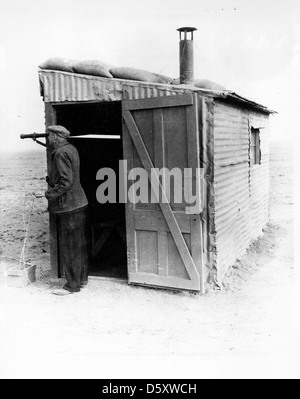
[172,78,226,91]
[152,73,174,84]
[110,67,173,84]
[73,60,114,78]
[38,57,78,73]
[194,79,226,91]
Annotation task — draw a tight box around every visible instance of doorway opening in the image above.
[54,101,127,279]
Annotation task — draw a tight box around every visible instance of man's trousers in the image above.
[57,207,88,292]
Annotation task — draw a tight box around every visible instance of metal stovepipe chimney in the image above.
[177,27,197,85]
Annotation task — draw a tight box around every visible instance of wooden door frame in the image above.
[45,103,60,276]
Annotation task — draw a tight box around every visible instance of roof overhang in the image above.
[39,69,274,114]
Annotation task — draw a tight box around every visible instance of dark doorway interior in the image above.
[55,101,127,279]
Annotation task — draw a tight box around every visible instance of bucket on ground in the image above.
[4,262,36,288]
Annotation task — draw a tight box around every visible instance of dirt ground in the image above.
[0,142,299,379]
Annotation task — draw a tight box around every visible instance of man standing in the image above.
[45,125,89,295]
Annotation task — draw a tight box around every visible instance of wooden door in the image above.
[122,93,204,292]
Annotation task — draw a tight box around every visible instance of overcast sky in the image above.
[0,0,299,152]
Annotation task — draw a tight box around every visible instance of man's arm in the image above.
[45,152,74,200]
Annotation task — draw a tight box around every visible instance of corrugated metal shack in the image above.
[38,28,272,293]
[39,69,272,293]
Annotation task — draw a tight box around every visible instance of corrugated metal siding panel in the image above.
[249,112,270,243]
[39,70,189,103]
[213,101,270,284]
[249,158,270,237]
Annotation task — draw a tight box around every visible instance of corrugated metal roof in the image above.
[39,70,191,103]
[38,70,273,113]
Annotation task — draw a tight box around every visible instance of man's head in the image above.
[47,125,70,147]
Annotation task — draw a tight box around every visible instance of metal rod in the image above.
[20,133,48,139]
[20,133,48,148]
[35,140,47,148]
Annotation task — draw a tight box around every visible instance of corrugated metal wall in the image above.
[249,111,270,239]
[213,101,270,284]
[39,70,189,103]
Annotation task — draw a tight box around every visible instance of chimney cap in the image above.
[177,27,197,32]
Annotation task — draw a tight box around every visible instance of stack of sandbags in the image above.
[73,60,114,78]
[38,57,78,73]
[172,78,226,91]
[110,67,173,84]
[38,57,114,78]
[38,57,174,84]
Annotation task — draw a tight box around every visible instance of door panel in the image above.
[122,93,204,292]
